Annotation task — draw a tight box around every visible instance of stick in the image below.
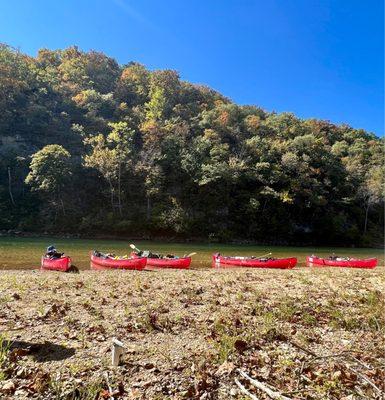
[308,351,353,363]
[111,338,124,366]
[234,379,260,400]
[288,340,317,357]
[104,372,114,400]
[349,355,372,370]
[347,366,383,395]
[296,361,305,389]
[238,370,292,400]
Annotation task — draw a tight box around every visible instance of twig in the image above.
[347,366,383,395]
[308,351,353,363]
[349,355,372,370]
[288,340,317,357]
[290,341,355,364]
[295,361,305,389]
[104,372,114,400]
[234,379,260,400]
[238,369,292,400]
[355,386,370,399]
[300,375,312,384]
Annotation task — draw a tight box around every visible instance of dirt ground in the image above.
[0,267,384,399]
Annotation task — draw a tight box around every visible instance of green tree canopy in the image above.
[0,44,383,244]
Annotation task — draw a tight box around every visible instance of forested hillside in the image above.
[0,44,383,245]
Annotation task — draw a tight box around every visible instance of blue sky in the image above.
[1,0,383,135]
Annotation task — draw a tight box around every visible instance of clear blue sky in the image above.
[1,0,383,135]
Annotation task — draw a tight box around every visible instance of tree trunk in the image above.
[261,198,268,215]
[109,180,114,211]
[60,197,66,216]
[7,167,15,206]
[146,196,151,221]
[364,203,369,234]
[117,162,122,216]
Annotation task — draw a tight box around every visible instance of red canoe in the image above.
[41,256,72,272]
[131,253,191,269]
[212,254,297,269]
[307,256,377,269]
[90,254,146,271]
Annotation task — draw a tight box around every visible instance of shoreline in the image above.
[1,231,384,249]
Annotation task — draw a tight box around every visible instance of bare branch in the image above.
[234,378,260,400]
[238,369,292,400]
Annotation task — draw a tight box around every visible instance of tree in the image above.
[115,62,150,105]
[145,86,166,121]
[83,122,135,215]
[25,145,72,215]
[0,43,383,243]
[360,166,384,234]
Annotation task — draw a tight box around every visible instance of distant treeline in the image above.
[0,44,383,245]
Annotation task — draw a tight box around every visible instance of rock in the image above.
[1,380,16,393]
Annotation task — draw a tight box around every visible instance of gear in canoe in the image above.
[41,245,76,272]
[129,244,193,269]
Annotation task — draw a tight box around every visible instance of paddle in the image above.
[186,252,197,258]
[255,252,272,259]
[129,244,141,253]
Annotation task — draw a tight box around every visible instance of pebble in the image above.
[14,389,27,398]
[1,380,16,393]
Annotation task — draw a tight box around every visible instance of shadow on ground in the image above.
[5,340,75,362]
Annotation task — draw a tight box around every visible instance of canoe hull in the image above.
[41,256,71,272]
[90,254,146,270]
[212,255,297,269]
[307,256,377,269]
[131,253,191,269]
[146,257,191,269]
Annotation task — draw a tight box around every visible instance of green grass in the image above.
[0,236,383,270]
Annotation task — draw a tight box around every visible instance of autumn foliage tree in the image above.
[0,43,383,245]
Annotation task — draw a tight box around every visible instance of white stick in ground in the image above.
[234,379,260,400]
[238,369,292,400]
[111,338,124,366]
